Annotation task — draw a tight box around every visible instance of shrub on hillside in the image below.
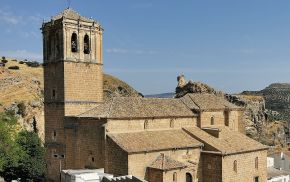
[8,66,19,70]
[1,59,8,64]
[11,59,17,62]
[19,61,24,64]
[25,61,40,68]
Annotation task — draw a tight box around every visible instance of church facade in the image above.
[42,9,268,182]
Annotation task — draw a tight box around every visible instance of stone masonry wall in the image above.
[199,111,241,131]
[107,117,197,133]
[105,137,128,176]
[63,62,103,104]
[199,111,226,127]
[222,150,267,182]
[64,118,106,170]
[128,148,201,181]
[163,168,195,182]
[228,110,244,132]
[201,153,222,182]
[147,168,163,182]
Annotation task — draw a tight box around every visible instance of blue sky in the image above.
[0,0,290,94]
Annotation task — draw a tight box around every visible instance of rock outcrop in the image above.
[175,75,224,98]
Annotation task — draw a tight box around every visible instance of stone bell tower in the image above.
[41,8,103,181]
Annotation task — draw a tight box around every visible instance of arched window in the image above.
[173,172,177,182]
[71,33,78,52]
[144,120,148,130]
[84,34,90,54]
[186,173,192,182]
[233,160,237,172]
[255,157,258,169]
[52,130,56,141]
[211,116,214,125]
[170,119,174,128]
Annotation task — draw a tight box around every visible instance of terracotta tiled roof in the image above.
[78,97,196,119]
[181,93,242,111]
[149,153,187,171]
[107,129,202,153]
[52,8,96,23]
[183,126,268,154]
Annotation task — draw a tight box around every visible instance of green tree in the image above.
[15,131,45,181]
[0,112,45,181]
[0,112,24,181]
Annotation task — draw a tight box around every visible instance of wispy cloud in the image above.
[0,9,23,25]
[0,50,42,61]
[0,9,43,26]
[106,48,157,55]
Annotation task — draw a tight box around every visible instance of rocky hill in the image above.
[242,83,290,122]
[0,59,141,140]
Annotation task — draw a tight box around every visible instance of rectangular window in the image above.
[52,89,57,99]
[254,176,259,182]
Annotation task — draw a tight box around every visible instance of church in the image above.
[42,9,268,182]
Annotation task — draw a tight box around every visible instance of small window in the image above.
[233,160,237,172]
[211,116,214,125]
[255,157,258,169]
[92,157,95,162]
[71,33,78,52]
[53,130,56,140]
[52,89,56,99]
[84,34,90,54]
[144,120,148,130]
[170,119,174,128]
[173,172,177,182]
[254,176,259,182]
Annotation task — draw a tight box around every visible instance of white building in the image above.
[269,152,290,171]
[61,169,113,182]
[267,156,290,182]
[61,169,146,182]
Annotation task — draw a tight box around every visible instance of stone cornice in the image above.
[42,59,103,66]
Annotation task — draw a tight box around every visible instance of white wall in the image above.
[267,175,290,182]
[269,152,290,171]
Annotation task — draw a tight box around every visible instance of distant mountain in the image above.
[145,92,175,98]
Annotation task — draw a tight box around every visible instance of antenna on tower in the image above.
[66,0,71,8]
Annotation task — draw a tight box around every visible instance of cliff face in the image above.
[226,94,266,139]
[0,59,141,141]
